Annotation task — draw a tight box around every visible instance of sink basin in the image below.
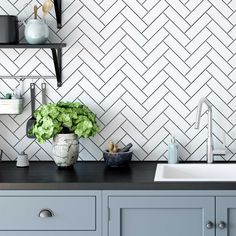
[154,164,236,182]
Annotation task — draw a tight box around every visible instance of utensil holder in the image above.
[0,98,24,114]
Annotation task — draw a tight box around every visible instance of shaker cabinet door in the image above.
[108,196,215,236]
[216,197,236,236]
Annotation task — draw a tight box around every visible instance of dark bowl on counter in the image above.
[103,150,132,167]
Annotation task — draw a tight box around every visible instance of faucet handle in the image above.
[213,149,226,156]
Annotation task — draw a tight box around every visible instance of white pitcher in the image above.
[24,19,49,44]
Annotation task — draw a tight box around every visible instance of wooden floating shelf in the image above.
[0,43,67,87]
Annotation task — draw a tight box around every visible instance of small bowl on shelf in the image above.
[103,150,132,167]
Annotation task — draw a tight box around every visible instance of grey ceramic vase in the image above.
[52,134,79,167]
[24,19,49,44]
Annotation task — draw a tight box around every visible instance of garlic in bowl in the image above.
[103,141,133,167]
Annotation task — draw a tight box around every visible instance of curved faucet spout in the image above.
[195,97,213,130]
[198,97,213,110]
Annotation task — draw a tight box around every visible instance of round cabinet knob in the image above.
[38,209,54,218]
[218,221,226,229]
[206,221,214,229]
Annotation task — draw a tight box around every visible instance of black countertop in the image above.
[0,161,235,190]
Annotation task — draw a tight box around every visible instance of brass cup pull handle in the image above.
[38,209,54,218]
[206,221,214,229]
[218,221,226,229]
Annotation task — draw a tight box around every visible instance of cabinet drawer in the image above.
[0,196,96,231]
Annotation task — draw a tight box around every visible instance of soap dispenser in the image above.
[168,135,178,164]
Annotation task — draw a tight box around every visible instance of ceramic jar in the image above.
[16,152,29,167]
[24,19,49,44]
[52,134,79,167]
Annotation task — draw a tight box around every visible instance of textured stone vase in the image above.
[52,134,79,167]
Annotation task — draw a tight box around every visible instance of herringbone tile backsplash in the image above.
[0,0,235,161]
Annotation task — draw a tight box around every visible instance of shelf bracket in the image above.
[54,0,62,29]
[51,48,62,87]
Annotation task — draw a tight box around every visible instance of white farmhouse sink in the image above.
[154,164,236,182]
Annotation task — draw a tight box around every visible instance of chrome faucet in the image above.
[195,98,214,163]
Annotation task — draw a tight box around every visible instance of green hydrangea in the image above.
[29,102,99,144]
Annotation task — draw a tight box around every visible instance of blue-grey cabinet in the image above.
[1,189,236,236]
[216,197,236,236]
[107,195,215,236]
[104,192,236,236]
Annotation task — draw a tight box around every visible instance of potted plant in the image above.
[29,102,99,167]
